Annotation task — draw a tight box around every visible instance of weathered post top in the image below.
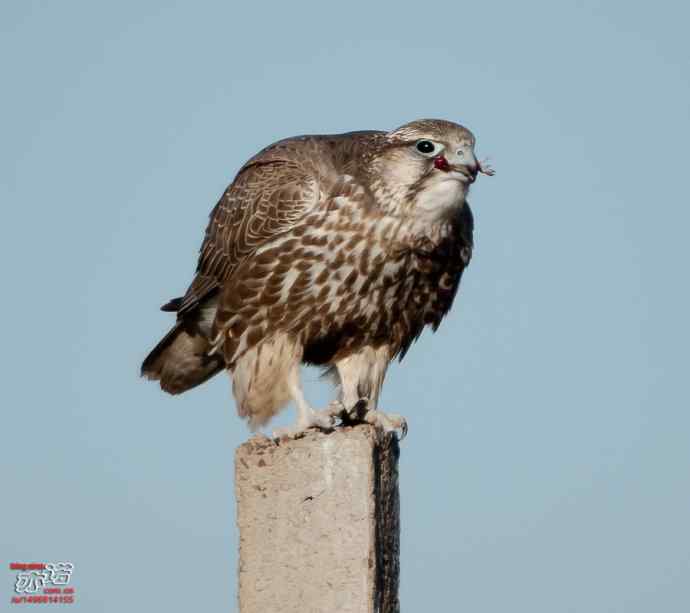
[235,424,400,613]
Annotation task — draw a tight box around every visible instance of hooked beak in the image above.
[435,148,479,183]
[453,162,478,183]
[434,156,478,183]
[437,157,494,182]
[434,148,494,182]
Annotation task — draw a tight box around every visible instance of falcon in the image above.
[141,119,493,438]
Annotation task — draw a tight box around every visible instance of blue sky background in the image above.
[2,1,689,611]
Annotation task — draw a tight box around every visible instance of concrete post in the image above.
[235,424,400,613]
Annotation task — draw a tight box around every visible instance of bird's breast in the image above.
[412,178,467,224]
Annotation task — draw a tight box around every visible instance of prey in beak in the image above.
[433,154,494,183]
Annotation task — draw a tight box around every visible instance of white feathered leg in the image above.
[272,363,340,440]
[333,345,407,439]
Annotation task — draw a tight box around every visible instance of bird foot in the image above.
[272,402,342,441]
[362,409,408,440]
[340,397,369,423]
[340,398,407,440]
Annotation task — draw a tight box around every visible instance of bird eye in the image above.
[415,140,439,156]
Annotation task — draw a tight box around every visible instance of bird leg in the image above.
[339,397,369,423]
[339,396,408,439]
[333,346,408,440]
[272,366,339,440]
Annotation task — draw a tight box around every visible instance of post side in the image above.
[235,424,400,613]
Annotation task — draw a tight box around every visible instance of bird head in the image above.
[369,119,493,219]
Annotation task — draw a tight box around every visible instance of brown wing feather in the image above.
[176,157,321,316]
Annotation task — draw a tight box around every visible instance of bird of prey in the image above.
[141,118,493,438]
